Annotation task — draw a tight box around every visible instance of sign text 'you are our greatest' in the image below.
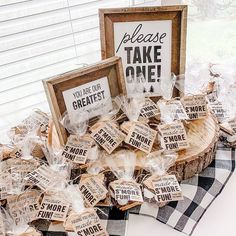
[114,20,172,96]
[63,77,112,122]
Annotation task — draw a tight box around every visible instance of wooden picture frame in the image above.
[99,5,187,98]
[43,56,126,145]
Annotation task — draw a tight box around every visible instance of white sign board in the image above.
[114,20,172,97]
[63,77,112,122]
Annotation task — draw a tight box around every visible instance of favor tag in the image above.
[125,123,157,153]
[24,165,55,191]
[7,190,40,224]
[91,122,125,154]
[140,98,160,118]
[71,208,108,236]
[228,117,236,133]
[208,101,229,122]
[79,176,108,207]
[166,100,189,120]
[62,135,93,164]
[37,194,69,221]
[158,122,189,151]
[0,173,12,200]
[111,180,143,203]
[181,95,208,120]
[152,175,183,203]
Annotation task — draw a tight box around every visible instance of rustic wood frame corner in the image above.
[43,56,126,145]
[99,5,188,97]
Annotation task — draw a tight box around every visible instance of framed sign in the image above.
[99,5,187,98]
[43,56,126,145]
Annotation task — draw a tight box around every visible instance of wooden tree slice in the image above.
[168,115,219,181]
[49,115,219,181]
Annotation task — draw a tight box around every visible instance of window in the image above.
[1,0,235,138]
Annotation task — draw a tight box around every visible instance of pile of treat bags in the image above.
[0,64,236,235]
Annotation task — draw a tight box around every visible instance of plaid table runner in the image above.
[129,144,235,235]
[35,144,235,236]
[33,207,128,236]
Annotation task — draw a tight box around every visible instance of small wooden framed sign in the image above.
[43,56,126,145]
[99,5,187,97]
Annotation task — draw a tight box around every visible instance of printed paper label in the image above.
[125,122,157,153]
[159,122,189,151]
[79,176,108,207]
[7,190,40,225]
[63,77,112,123]
[140,98,160,118]
[71,209,108,236]
[91,122,125,154]
[24,165,55,191]
[114,20,172,97]
[62,135,93,164]
[182,95,208,120]
[37,195,69,221]
[209,101,229,122]
[152,175,183,203]
[112,180,143,202]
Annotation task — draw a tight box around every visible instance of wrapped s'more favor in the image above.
[64,185,108,236]
[61,111,95,165]
[142,151,182,206]
[79,159,108,207]
[90,99,126,154]
[4,195,41,236]
[116,95,157,154]
[158,101,189,152]
[106,150,143,210]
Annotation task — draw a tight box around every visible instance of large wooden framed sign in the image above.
[43,56,125,145]
[99,5,187,97]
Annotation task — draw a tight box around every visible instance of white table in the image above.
[127,170,236,236]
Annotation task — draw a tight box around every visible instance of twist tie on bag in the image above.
[142,151,183,204]
[106,151,143,208]
[64,185,108,236]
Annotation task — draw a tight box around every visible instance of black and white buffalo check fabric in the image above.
[35,144,235,236]
[129,144,235,235]
[34,207,129,236]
